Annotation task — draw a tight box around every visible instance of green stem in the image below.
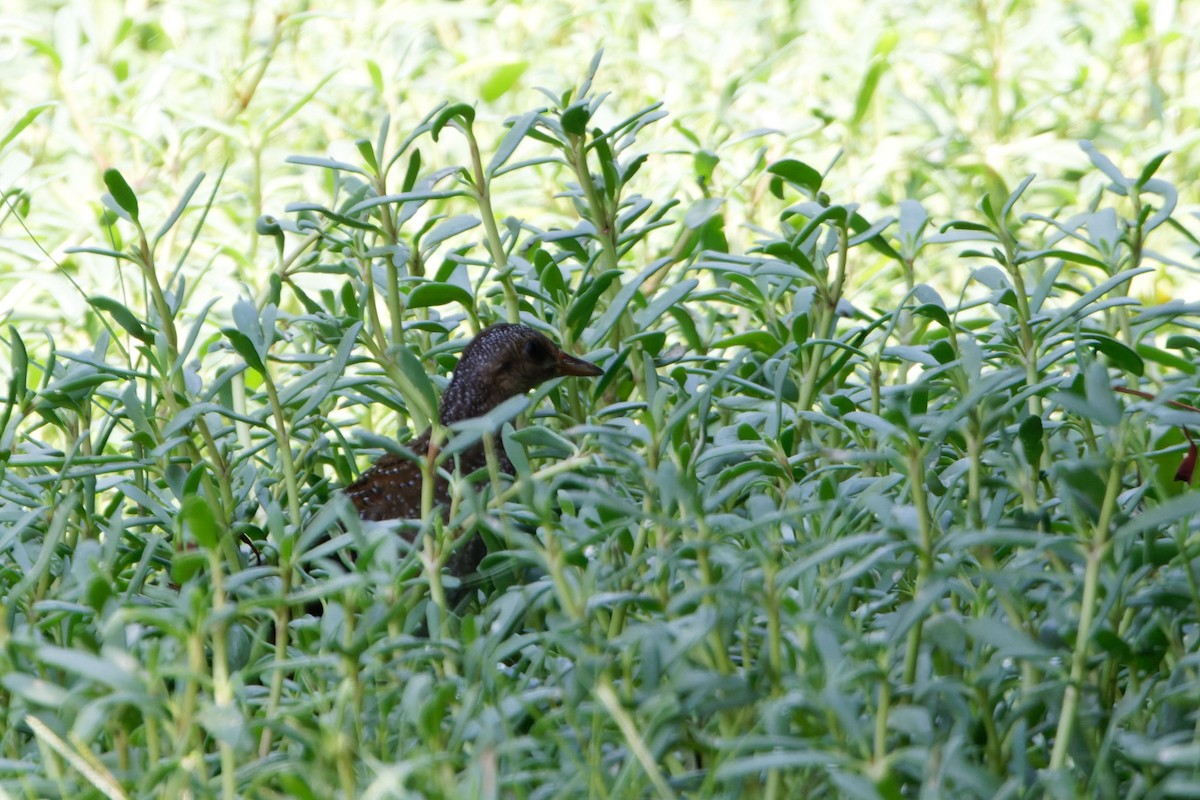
[1050,452,1123,769]
[137,222,241,568]
[464,126,519,320]
[902,438,935,687]
[763,558,783,690]
[874,667,892,762]
[261,372,303,528]
[695,521,735,676]
[569,133,620,275]
[997,230,1041,419]
[257,551,292,758]
[206,548,237,800]
[797,215,850,413]
[421,429,452,642]
[137,226,179,357]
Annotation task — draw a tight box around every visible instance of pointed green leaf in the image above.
[1082,333,1144,376]
[102,168,139,222]
[89,296,151,343]
[0,102,54,151]
[487,110,538,176]
[355,138,379,173]
[224,329,265,374]
[1136,151,1171,188]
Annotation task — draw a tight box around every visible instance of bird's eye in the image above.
[524,338,551,362]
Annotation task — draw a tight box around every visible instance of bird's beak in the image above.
[555,351,604,378]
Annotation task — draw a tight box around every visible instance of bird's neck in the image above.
[438,379,504,426]
[435,380,516,475]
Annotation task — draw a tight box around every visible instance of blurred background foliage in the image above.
[2,0,1196,328]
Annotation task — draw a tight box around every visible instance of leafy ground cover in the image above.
[2,2,1199,798]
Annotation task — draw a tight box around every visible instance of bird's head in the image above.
[440,323,603,423]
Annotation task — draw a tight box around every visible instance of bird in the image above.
[343,322,603,578]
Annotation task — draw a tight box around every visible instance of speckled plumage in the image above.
[344,323,602,577]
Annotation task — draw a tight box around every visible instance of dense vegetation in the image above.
[2,2,1199,798]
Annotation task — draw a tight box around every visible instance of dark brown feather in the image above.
[343,323,602,577]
